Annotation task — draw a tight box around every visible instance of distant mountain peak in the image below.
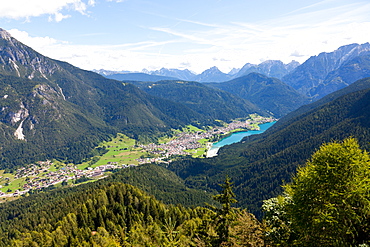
[195,66,232,82]
[234,60,298,79]
[260,60,283,65]
[207,66,221,71]
[199,66,224,75]
[150,68,197,81]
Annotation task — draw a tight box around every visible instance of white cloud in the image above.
[8,29,62,48]
[7,28,183,72]
[0,0,93,22]
[88,0,96,6]
[49,13,71,22]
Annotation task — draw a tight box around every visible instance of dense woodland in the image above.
[130,80,267,121]
[205,73,309,118]
[0,176,265,246]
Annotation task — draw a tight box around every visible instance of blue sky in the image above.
[1,0,370,73]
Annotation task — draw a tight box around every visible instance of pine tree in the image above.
[212,176,238,246]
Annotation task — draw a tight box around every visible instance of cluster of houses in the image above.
[139,117,276,159]
[0,161,135,198]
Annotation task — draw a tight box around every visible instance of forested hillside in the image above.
[0,176,265,246]
[205,73,309,118]
[130,80,267,121]
[104,164,216,207]
[167,77,370,217]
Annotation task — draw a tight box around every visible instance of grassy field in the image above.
[185,147,207,158]
[183,125,205,132]
[88,133,149,167]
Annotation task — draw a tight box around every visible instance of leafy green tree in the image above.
[264,138,370,246]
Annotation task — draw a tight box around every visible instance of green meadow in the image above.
[89,133,149,167]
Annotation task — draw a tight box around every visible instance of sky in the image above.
[1,0,370,74]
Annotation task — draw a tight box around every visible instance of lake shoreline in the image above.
[206,121,276,157]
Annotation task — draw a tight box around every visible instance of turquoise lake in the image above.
[211,121,276,149]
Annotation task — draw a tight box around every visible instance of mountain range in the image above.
[98,43,370,103]
[1,75,369,245]
[97,60,300,83]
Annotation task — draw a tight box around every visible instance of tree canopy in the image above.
[263,137,370,246]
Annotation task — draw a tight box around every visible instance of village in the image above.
[0,115,276,198]
[137,115,276,162]
[0,161,135,198]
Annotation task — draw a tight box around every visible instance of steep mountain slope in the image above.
[129,80,267,121]
[270,76,370,132]
[309,54,370,99]
[0,73,115,168]
[205,73,309,118]
[282,43,370,98]
[0,181,210,246]
[167,77,370,217]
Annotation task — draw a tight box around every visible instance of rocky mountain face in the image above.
[309,53,370,99]
[234,60,300,79]
[150,68,196,81]
[0,29,62,82]
[282,43,370,99]
[194,66,232,82]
